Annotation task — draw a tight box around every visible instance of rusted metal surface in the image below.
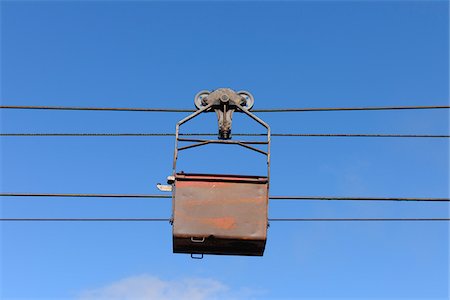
[172,173,268,256]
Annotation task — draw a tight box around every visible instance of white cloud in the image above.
[78,274,246,300]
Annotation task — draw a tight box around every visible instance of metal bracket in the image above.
[194,88,255,140]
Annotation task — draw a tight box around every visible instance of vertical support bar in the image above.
[235,103,271,230]
[235,103,271,182]
[173,103,214,175]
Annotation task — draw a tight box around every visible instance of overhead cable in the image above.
[1,133,448,138]
[0,193,171,198]
[0,218,170,221]
[1,104,449,113]
[0,218,448,222]
[268,218,450,222]
[1,193,449,202]
[0,105,194,112]
[253,105,450,112]
[269,196,450,202]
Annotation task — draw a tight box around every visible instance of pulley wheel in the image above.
[194,90,211,109]
[237,91,255,110]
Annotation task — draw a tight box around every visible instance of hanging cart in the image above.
[159,88,270,258]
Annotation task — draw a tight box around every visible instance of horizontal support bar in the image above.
[177,138,268,145]
[177,140,268,155]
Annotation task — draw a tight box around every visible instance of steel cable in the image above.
[1,193,449,202]
[1,104,449,113]
[1,133,448,138]
[0,218,448,222]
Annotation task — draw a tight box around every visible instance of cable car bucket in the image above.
[160,88,270,257]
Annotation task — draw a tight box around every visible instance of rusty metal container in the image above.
[172,173,268,256]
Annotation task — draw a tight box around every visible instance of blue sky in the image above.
[1,1,449,299]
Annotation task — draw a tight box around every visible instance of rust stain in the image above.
[179,198,263,207]
[202,217,236,230]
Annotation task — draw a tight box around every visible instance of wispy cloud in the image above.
[78,274,260,300]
